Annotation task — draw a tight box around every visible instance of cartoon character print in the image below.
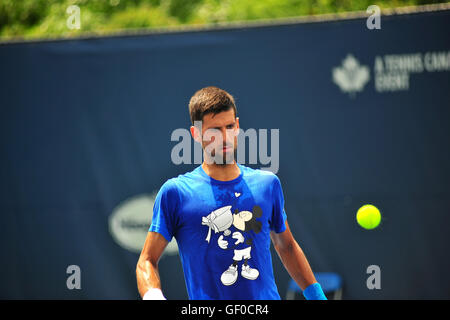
[201,194,263,286]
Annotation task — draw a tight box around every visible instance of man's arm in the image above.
[136,231,168,299]
[270,221,316,290]
[271,221,326,299]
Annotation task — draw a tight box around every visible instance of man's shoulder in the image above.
[172,165,203,182]
[161,165,281,188]
[160,166,203,189]
[239,164,280,184]
[157,177,179,198]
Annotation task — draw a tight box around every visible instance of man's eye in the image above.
[226,124,235,129]
[205,128,220,135]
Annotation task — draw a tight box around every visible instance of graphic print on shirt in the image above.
[201,192,263,286]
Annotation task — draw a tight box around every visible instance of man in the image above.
[136,86,326,300]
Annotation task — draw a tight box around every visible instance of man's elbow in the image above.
[137,256,158,275]
[136,254,151,277]
[136,257,144,280]
[274,236,296,257]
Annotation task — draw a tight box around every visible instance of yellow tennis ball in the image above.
[356,204,381,230]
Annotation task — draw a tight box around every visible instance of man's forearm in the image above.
[276,238,317,290]
[136,259,162,298]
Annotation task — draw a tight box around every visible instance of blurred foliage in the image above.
[0,0,447,40]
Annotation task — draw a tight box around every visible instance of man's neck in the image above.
[201,162,241,181]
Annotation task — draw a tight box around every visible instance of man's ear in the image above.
[231,117,240,137]
[190,125,202,143]
[235,117,240,134]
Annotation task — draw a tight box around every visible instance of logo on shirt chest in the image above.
[201,192,263,286]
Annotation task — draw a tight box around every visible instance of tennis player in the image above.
[136,86,326,300]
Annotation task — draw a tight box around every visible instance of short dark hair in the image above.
[188,86,237,124]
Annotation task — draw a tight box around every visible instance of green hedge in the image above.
[0,0,445,40]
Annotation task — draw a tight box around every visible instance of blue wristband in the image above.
[303,282,327,300]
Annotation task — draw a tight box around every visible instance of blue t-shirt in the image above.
[149,163,288,300]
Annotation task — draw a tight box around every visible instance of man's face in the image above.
[191,109,239,165]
